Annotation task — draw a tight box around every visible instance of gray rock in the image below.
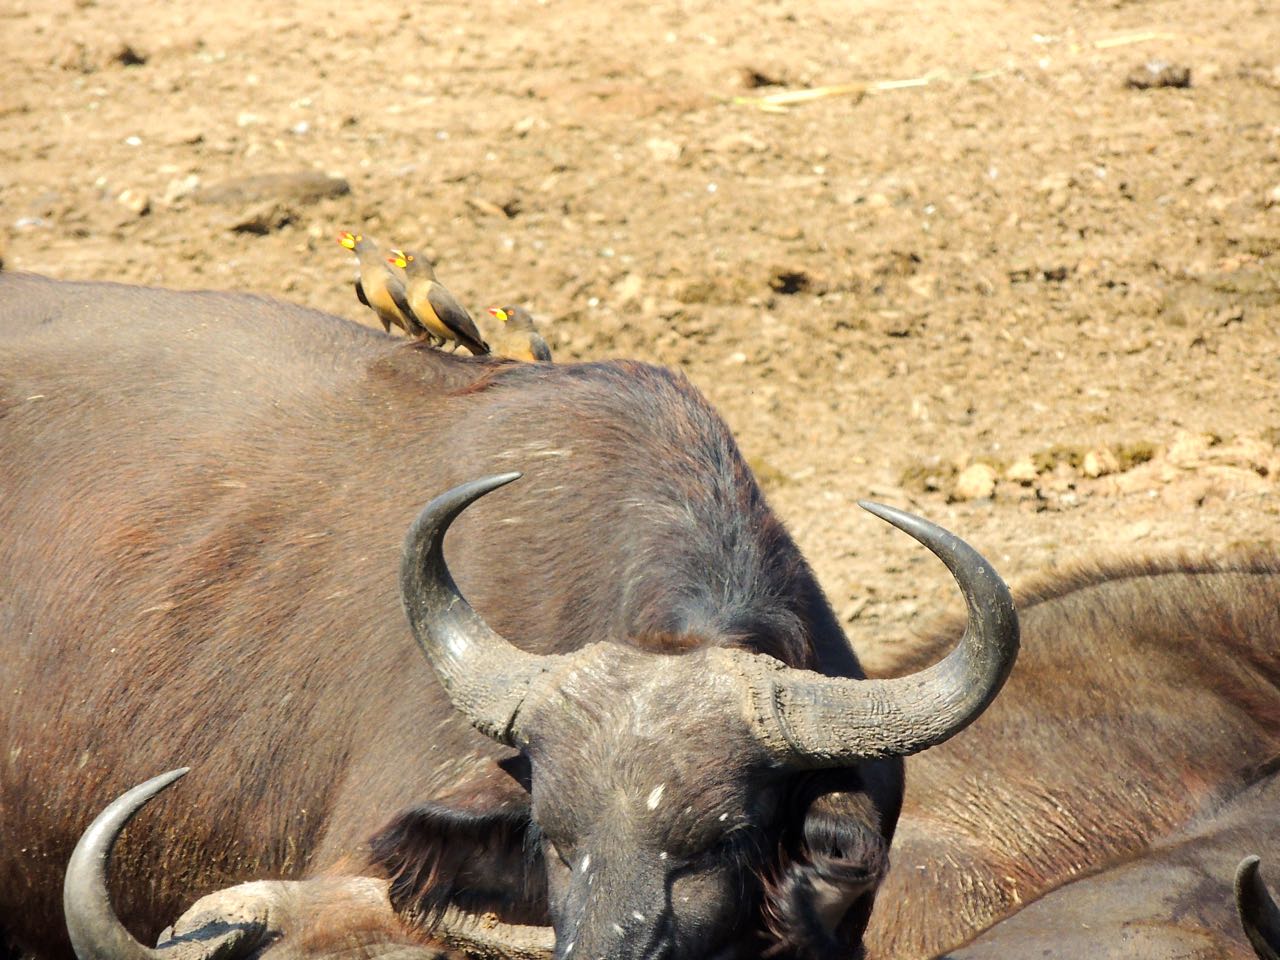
[195,171,349,207]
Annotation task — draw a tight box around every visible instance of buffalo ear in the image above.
[367,758,548,927]
[763,769,894,959]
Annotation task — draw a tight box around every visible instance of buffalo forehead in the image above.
[520,647,780,860]
[527,647,753,747]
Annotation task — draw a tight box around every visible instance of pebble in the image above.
[227,202,295,235]
[162,174,201,205]
[116,188,150,217]
[1005,458,1038,485]
[1126,60,1192,90]
[953,463,998,501]
[1082,448,1120,478]
[645,138,683,163]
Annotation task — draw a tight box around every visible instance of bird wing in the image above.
[354,277,369,308]
[385,274,425,335]
[530,333,553,362]
[427,284,489,355]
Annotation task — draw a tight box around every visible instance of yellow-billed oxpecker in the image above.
[387,249,489,356]
[487,305,553,363]
[337,231,413,337]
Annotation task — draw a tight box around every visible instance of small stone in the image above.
[1005,457,1038,484]
[645,138,683,163]
[1082,447,1120,478]
[162,174,201,205]
[1125,60,1191,90]
[116,188,150,217]
[905,273,937,299]
[953,463,998,502]
[1167,431,1213,466]
[467,195,521,219]
[467,197,508,218]
[227,202,295,235]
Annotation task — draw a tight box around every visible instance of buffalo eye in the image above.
[686,824,766,871]
[541,834,573,869]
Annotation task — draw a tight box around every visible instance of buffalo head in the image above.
[393,474,1018,959]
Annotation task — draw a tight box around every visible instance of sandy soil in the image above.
[2,0,1278,665]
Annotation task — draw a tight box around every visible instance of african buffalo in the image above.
[0,271,1018,960]
[926,771,1278,958]
[860,551,1280,958]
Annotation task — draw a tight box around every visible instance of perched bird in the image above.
[337,232,414,336]
[486,306,553,363]
[387,249,489,356]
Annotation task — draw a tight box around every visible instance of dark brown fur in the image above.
[0,273,894,958]
[864,551,1280,958]
[940,769,1280,958]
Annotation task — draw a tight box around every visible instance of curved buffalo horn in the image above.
[63,769,268,960]
[401,473,566,746]
[434,904,555,960]
[743,502,1019,767]
[1237,856,1280,960]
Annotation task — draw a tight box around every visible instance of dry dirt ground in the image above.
[2,1,1278,659]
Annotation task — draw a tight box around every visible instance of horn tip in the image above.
[1239,855,1263,884]
[857,500,916,530]
[462,472,523,498]
[130,767,191,808]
